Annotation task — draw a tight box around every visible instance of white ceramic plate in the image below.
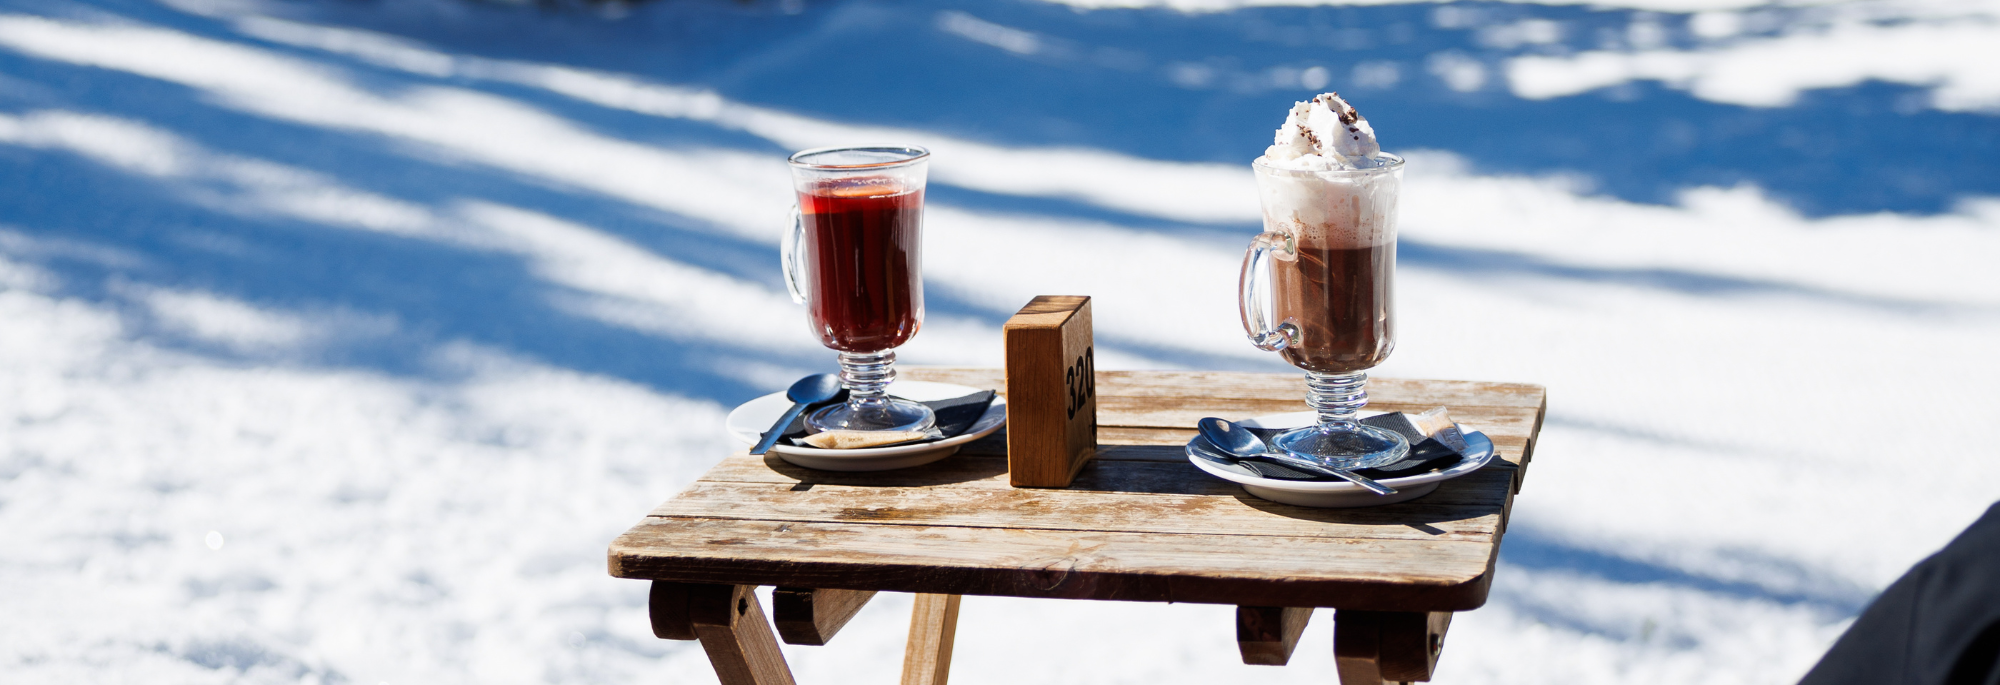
[725,380,1007,472]
[1186,411,1497,508]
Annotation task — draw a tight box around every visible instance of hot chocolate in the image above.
[1273,242,1394,374]
[1252,136,1401,374]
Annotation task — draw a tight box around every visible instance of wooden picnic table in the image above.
[608,367,1546,685]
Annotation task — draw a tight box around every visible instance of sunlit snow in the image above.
[1,0,1995,684]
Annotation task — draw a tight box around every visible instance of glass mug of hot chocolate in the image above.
[1240,93,1409,469]
[782,146,935,434]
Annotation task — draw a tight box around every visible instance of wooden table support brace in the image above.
[900,594,962,685]
[773,587,877,646]
[689,584,797,685]
[1237,606,1314,665]
[1333,610,1452,684]
[649,581,696,640]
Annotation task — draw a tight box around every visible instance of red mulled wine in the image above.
[798,178,924,353]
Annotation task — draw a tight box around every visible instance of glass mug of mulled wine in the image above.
[782,146,934,433]
[1239,153,1410,469]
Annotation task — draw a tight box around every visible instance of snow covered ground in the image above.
[1,0,1995,683]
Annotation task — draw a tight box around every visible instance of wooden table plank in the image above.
[614,369,1541,614]
[1082,426,1532,491]
[952,421,1529,468]
[648,476,1508,543]
[901,368,1546,411]
[1091,400,1540,438]
[901,367,1545,485]
[1085,427,1530,462]
[696,453,1518,508]
[610,518,1497,611]
[1088,417,1531,448]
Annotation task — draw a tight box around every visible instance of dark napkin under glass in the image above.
[1218,412,1466,482]
[759,389,999,447]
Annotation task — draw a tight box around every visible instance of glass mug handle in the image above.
[781,205,808,305]
[1239,231,1297,351]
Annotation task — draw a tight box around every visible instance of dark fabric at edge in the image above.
[1798,501,2000,685]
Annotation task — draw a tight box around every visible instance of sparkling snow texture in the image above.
[1,0,1997,683]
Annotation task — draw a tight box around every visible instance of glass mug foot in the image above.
[1270,422,1409,470]
[807,397,935,433]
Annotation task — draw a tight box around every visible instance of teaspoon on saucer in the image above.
[751,374,843,455]
[1196,417,1397,495]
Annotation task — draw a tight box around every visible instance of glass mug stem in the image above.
[1305,371,1368,428]
[836,349,897,404]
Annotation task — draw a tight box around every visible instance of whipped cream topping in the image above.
[1262,92,1381,170]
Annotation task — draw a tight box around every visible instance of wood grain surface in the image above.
[609,368,1546,612]
[1002,296,1098,487]
[1334,609,1454,684]
[900,594,962,685]
[1237,605,1315,666]
[649,581,696,640]
[902,367,1543,491]
[772,587,876,646]
[688,584,796,685]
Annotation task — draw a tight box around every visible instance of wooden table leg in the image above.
[688,584,797,685]
[1333,610,1452,684]
[773,587,877,645]
[1237,606,1314,665]
[900,594,962,685]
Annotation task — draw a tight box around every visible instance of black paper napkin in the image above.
[1223,412,1467,481]
[758,389,999,448]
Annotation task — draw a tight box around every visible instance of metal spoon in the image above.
[1196,417,1397,495]
[751,374,843,455]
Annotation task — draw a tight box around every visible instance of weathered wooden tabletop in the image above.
[609,367,1546,613]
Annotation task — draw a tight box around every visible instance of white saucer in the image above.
[1186,411,1497,508]
[726,380,1006,472]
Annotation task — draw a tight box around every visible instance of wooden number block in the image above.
[1003,296,1097,488]
[1237,606,1314,665]
[773,587,877,646]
